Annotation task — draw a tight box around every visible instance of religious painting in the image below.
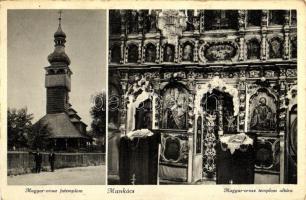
[247,10,262,26]
[247,39,260,60]
[185,10,195,31]
[145,43,156,63]
[163,44,175,62]
[144,10,158,32]
[135,99,152,130]
[127,10,138,34]
[111,44,121,63]
[127,44,138,63]
[162,84,189,129]
[182,43,193,61]
[269,10,285,26]
[109,10,121,34]
[269,38,283,59]
[248,88,277,132]
[204,10,238,30]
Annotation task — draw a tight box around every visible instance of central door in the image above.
[201,89,236,180]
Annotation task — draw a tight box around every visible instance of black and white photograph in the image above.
[107,9,297,185]
[7,10,107,185]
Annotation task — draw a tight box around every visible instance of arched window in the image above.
[127,44,138,63]
[111,45,121,63]
[163,44,175,62]
[145,43,156,63]
[182,42,194,62]
[205,10,238,30]
[247,10,262,26]
[109,10,121,34]
[247,39,261,59]
[162,83,189,129]
[269,38,283,59]
[269,10,285,26]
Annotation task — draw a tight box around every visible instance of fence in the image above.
[7,151,105,176]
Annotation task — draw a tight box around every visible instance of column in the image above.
[238,10,246,61]
[278,78,287,184]
[199,10,205,33]
[120,10,126,36]
[261,10,268,60]
[138,10,144,34]
[283,10,290,60]
[120,80,128,135]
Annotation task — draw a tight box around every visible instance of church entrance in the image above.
[200,89,236,180]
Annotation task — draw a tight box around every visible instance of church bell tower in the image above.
[45,12,72,114]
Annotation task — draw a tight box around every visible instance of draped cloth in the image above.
[220,133,253,154]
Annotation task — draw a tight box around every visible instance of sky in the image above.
[8,10,107,126]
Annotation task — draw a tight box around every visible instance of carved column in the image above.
[119,75,128,135]
[187,72,195,183]
[199,10,205,33]
[137,43,142,64]
[120,10,126,36]
[238,10,246,61]
[194,40,199,62]
[120,40,125,64]
[160,43,164,63]
[174,44,179,63]
[156,42,160,63]
[238,70,246,132]
[283,10,290,60]
[138,10,144,34]
[238,81,246,132]
[261,10,268,60]
[278,76,287,184]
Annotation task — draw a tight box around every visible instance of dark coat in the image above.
[48,153,56,163]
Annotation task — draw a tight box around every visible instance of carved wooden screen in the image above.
[161,84,189,129]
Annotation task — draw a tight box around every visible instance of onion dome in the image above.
[48,12,71,66]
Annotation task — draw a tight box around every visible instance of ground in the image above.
[8,165,105,185]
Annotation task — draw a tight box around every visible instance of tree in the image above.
[30,124,52,150]
[7,107,33,150]
[90,91,106,151]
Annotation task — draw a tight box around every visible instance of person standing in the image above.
[31,148,42,173]
[48,149,56,172]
